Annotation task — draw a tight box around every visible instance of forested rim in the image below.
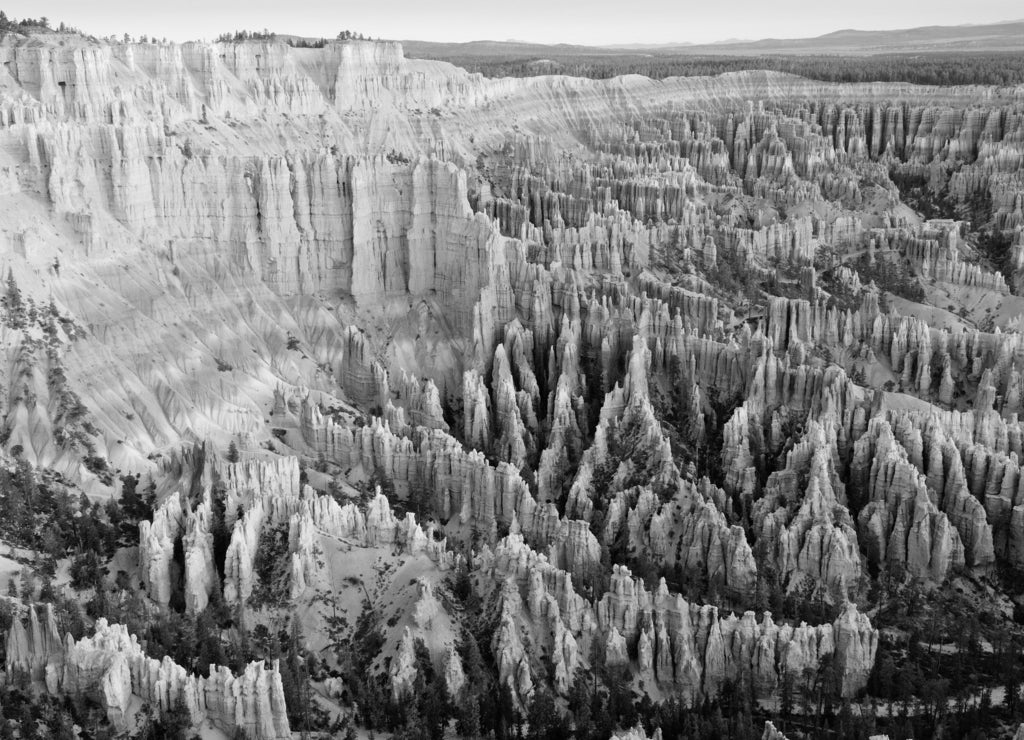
[409,52,1024,87]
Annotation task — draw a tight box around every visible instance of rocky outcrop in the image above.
[852,418,966,581]
[4,615,290,739]
[900,224,1008,292]
[443,645,466,699]
[391,627,420,700]
[595,566,876,701]
[226,482,456,603]
[606,481,757,596]
[138,491,188,607]
[223,497,266,605]
[612,725,664,740]
[753,422,861,596]
[4,603,64,682]
[761,722,791,740]
[218,456,304,524]
[183,491,218,612]
[138,455,339,609]
[392,371,449,432]
[301,398,542,543]
[491,580,537,709]
[131,449,457,607]
[480,533,876,705]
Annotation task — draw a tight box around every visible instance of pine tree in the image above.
[455,691,480,738]
[5,274,23,327]
[195,610,226,677]
[525,689,562,740]
[87,583,110,620]
[1005,639,1021,718]
[278,619,312,731]
[227,440,240,463]
[567,678,594,739]
[119,473,152,533]
[779,667,794,717]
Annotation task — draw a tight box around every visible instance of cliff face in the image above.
[37,121,492,311]
[0,39,511,122]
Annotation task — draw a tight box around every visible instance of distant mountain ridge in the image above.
[402,19,1024,57]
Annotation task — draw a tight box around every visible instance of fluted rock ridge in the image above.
[761,722,791,740]
[4,603,64,682]
[753,422,862,596]
[611,725,664,740]
[852,418,966,581]
[138,490,188,607]
[300,397,542,543]
[480,533,876,705]
[4,615,290,738]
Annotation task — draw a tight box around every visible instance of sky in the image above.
[3,0,1022,46]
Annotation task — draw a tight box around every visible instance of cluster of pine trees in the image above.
[213,29,372,46]
[0,11,84,36]
[0,12,51,32]
[430,51,1024,87]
